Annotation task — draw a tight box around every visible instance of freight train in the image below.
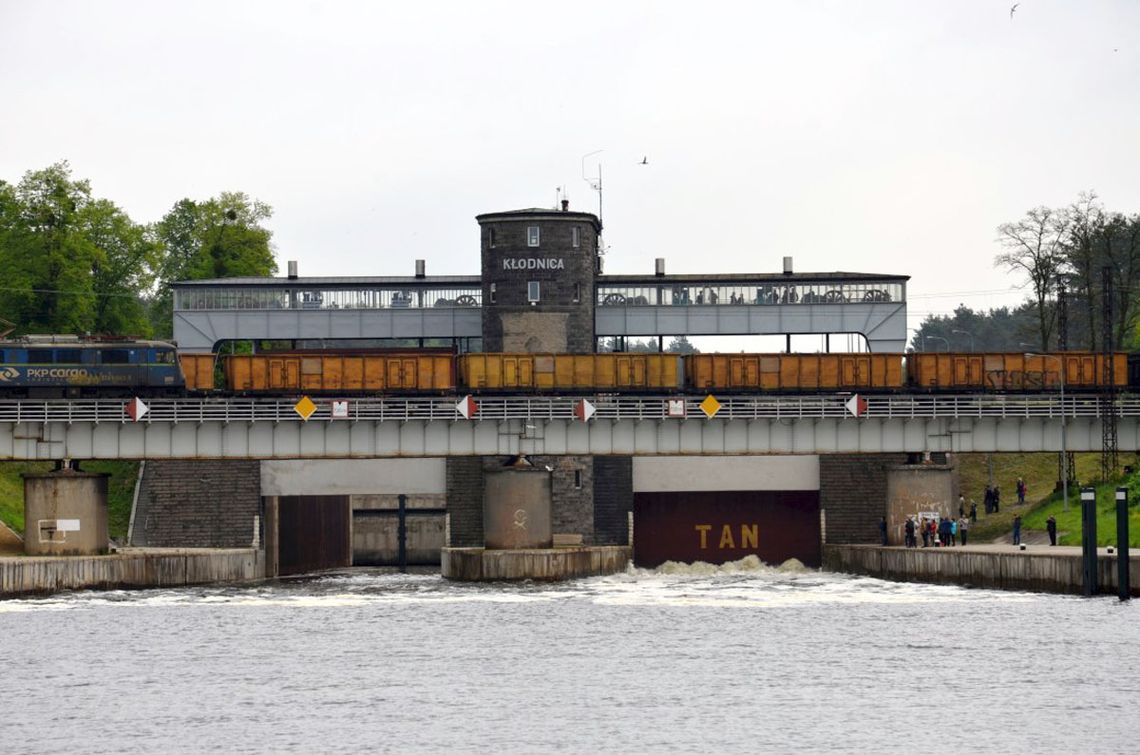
[0,336,1128,398]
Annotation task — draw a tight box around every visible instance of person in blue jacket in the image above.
[1012,514,1022,546]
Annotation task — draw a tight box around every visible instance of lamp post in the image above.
[927,335,950,353]
[1027,352,1068,511]
[952,328,975,352]
[908,328,926,352]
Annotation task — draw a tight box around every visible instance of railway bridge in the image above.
[0,393,1133,460]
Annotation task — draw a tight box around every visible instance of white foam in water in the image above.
[653,554,801,575]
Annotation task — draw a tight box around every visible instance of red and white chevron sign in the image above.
[456,395,478,419]
[845,394,868,417]
[574,398,596,422]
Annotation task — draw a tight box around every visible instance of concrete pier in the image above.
[442,546,630,581]
[0,548,265,598]
[23,470,109,556]
[823,543,1140,597]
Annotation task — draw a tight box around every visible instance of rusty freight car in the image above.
[458,353,685,392]
[907,352,1127,391]
[178,353,219,391]
[223,351,456,393]
[686,353,905,392]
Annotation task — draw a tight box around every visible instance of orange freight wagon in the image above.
[906,352,1127,391]
[224,352,456,393]
[178,353,219,391]
[685,353,904,392]
[458,353,685,392]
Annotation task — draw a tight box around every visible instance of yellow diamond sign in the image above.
[700,394,721,418]
[294,396,317,421]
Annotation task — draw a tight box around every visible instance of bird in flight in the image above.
[1010,3,1019,19]
[639,156,648,165]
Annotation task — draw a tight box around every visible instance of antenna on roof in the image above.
[581,150,603,227]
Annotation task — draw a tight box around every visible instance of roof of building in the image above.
[475,207,603,230]
[173,275,482,288]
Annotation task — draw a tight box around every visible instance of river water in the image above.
[1,558,1136,754]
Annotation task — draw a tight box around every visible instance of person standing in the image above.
[920,518,930,547]
[905,517,916,548]
[1017,477,1026,506]
[958,495,966,518]
[969,501,978,523]
[984,485,994,515]
[950,517,958,546]
[959,515,969,546]
[1046,515,1057,546]
[993,486,1001,514]
[879,516,888,546]
[1012,514,1022,546]
[938,517,951,547]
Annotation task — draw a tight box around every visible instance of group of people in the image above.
[880,475,1063,549]
[896,514,970,548]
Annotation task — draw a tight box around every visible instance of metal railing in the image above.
[0,393,1132,424]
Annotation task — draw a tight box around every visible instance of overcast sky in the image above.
[2,0,1138,335]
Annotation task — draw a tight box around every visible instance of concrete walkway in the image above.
[825,542,1138,596]
[885,542,1122,557]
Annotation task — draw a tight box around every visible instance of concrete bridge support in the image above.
[22,469,109,556]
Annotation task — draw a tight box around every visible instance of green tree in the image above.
[0,162,156,336]
[151,192,276,337]
[666,335,699,353]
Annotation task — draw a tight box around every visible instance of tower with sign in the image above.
[445,203,612,550]
[476,202,601,353]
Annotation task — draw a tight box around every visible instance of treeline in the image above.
[916,192,1140,353]
[0,162,276,339]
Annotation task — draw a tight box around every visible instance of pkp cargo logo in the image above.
[0,367,19,382]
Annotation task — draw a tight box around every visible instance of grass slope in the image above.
[0,461,140,543]
[957,452,1140,547]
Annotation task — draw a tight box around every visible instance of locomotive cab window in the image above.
[55,349,81,364]
[27,350,54,364]
[154,350,175,364]
[103,349,134,364]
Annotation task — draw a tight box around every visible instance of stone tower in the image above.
[476,203,601,353]
[445,203,626,548]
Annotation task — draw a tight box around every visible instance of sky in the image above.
[2,0,1139,340]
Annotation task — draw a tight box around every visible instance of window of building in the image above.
[574,470,582,489]
[573,283,581,303]
[527,226,540,247]
[489,283,496,304]
[571,226,580,248]
[527,281,540,303]
[488,228,496,248]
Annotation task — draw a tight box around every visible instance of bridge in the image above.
[172,271,909,352]
[1,393,1134,460]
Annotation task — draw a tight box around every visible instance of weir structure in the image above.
[17,202,1126,582]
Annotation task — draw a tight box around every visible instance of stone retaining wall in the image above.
[823,544,1139,597]
[0,548,264,598]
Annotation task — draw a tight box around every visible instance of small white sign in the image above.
[666,399,686,417]
[56,519,81,532]
[331,400,349,419]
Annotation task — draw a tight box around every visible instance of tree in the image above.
[666,335,699,353]
[150,192,276,337]
[912,304,1038,353]
[1053,193,1140,350]
[0,162,156,335]
[995,207,1067,350]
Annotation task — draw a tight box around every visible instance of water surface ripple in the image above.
[1,559,1136,754]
